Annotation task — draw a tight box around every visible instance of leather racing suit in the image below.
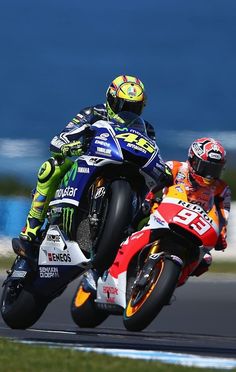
[148,160,231,285]
[21,103,157,241]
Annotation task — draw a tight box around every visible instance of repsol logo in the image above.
[178,200,213,223]
[55,186,78,198]
[103,286,118,295]
[48,253,72,262]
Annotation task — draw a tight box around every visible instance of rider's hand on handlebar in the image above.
[143,191,162,215]
[141,200,152,216]
[61,140,84,157]
[145,191,155,203]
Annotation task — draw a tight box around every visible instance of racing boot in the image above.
[191,252,212,277]
[81,269,99,295]
[14,157,73,259]
[178,252,212,287]
[13,215,43,261]
[14,187,47,259]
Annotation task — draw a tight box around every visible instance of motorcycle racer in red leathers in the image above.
[144,137,231,285]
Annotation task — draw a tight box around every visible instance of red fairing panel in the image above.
[157,202,218,247]
[109,229,151,279]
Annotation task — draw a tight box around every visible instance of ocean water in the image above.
[0,0,236,182]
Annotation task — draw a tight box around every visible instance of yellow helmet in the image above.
[106,75,146,118]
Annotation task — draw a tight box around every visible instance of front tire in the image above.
[89,179,135,273]
[123,258,181,332]
[71,280,108,328]
[1,281,47,329]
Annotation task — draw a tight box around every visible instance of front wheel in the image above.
[123,258,181,332]
[1,281,47,329]
[71,278,108,328]
[87,179,136,273]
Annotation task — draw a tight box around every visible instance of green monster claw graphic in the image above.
[62,207,75,235]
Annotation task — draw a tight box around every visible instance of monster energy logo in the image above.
[62,207,75,235]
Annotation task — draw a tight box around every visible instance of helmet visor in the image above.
[191,155,224,179]
[107,94,144,116]
[121,100,144,115]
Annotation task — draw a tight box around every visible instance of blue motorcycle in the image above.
[1,112,165,329]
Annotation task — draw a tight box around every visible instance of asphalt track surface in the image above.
[0,274,236,359]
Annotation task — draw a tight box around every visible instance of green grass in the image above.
[0,255,15,271]
[0,176,32,196]
[210,261,236,274]
[0,338,232,372]
[223,169,236,200]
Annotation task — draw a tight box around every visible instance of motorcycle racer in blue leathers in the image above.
[14,75,168,262]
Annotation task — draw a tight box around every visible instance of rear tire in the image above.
[123,258,181,331]
[1,281,47,329]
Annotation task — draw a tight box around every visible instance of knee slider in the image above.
[38,158,56,183]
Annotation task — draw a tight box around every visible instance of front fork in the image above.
[149,240,160,255]
[134,240,161,288]
[134,240,183,289]
[88,177,107,230]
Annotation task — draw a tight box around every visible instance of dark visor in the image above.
[192,155,224,179]
[121,100,143,115]
[108,95,144,116]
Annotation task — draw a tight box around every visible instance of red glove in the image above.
[145,191,155,202]
[215,227,227,251]
[143,191,162,214]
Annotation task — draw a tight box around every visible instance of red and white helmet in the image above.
[188,137,226,186]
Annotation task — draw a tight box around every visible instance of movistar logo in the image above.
[114,126,129,132]
[63,162,78,187]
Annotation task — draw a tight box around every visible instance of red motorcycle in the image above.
[71,184,220,331]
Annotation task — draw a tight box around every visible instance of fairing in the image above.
[50,120,164,207]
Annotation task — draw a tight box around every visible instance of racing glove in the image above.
[215,226,227,251]
[140,192,154,217]
[61,140,84,157]
[145,191,155,203]
[143,191,162,215]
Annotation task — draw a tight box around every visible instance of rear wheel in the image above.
[123,258,181,331]
[1,281,47,329]
[71,279,108,328]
